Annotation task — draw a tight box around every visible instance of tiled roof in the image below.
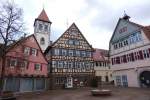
[142,26,150,40]
[93,48,109,61]
[36,9,51,23]
[124,20,150,40]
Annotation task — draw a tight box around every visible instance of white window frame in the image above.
[31,48,37,56]
[34,63,41,71]
[55,49,59,55]
[10,59,17,67]
[69,50,74,56]
[24,47,30,55]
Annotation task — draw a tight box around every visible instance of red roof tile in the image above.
[93,48,108,61]
[142,26,150,40]
[37,9,51,23]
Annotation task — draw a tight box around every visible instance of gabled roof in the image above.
[109,18,143,43]
[34,9,51,24]
[142,26,150,40]
[0,34,48,63]
[93,48,109,61]
[109,17,150,51]
[45,22,94,54]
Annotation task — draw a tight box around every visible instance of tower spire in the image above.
[122,10,130,21]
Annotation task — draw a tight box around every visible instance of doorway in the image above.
[140,71,150,87]
[66,76,73,88]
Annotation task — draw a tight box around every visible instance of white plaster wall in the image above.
[111,44,150,71]
[34,20,51,52]
[94,66,113,82]
[113,69,140,87]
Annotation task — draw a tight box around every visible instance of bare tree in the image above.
[0,1,24,91]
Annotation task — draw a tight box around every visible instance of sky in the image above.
[2,0,150,49]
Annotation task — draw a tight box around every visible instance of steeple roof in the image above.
[36,9,51,23]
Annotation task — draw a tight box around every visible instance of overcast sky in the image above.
[4,0,150,49]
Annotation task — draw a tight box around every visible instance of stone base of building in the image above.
[3,76,48,93]
[49,73,95,89]
[113,66,150,88]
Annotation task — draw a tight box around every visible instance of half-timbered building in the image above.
[45,23,95,89]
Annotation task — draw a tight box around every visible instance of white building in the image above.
[109,14,150,87]
[34,9,52,52]
[93,49,113,85]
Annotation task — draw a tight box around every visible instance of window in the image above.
[122,75,128,87]
[114,44,118,49]
[68,40,74,45]
[74,40,79,45]
[10,59,17,67]
[68,62,73,68]
[76,50,80,56]
[68,50,74,56]
[135,32,142,42]
[55,77,66,84]
[63,61,67,68]
[40,37,45,45]
[143,49,150,59]
[62,49,67,56]
[96,62,98,66]
[99,62,102,66]
[20,61,28,68]
[39,24,43,31]
[54,49,59,55]
[52,61,57,68]
[116,76,121,86]
[87,52,92,57]
[58,61,63,68]
[24,47,30,55]
[44,25,48,32]
[81,51,86,57]
[34,64,41,71]
[31,48,37,56]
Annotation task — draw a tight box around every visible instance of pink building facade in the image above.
[0,35,48,92]
[109,15,150,87]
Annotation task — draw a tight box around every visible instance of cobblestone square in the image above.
[17,87,150,100]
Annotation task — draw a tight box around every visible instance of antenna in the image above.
[42,0,45,9]
[66,18,69,29]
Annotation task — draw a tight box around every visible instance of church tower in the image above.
[34,9,52,52]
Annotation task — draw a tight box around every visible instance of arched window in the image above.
[40,37,45,45]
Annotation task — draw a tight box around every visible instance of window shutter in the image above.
[17,59,21,67]
[26,61,29,69]
[7,58,10,67]
[124,55,127,63]
[22,46,25,53]
[40,64,42,71]
[111,58,114,65]
[36,49,38,56]
[149,48,150,54]
[116,57,120,64]
[131,53,135,61]
[139,50,143,60]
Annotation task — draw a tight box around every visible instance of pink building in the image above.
[0,35,48,92]
[109,14,150,87]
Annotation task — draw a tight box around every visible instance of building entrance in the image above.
[140,71,150,87]
[65,76,73,88]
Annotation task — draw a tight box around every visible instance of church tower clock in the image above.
[34,9,52,52]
